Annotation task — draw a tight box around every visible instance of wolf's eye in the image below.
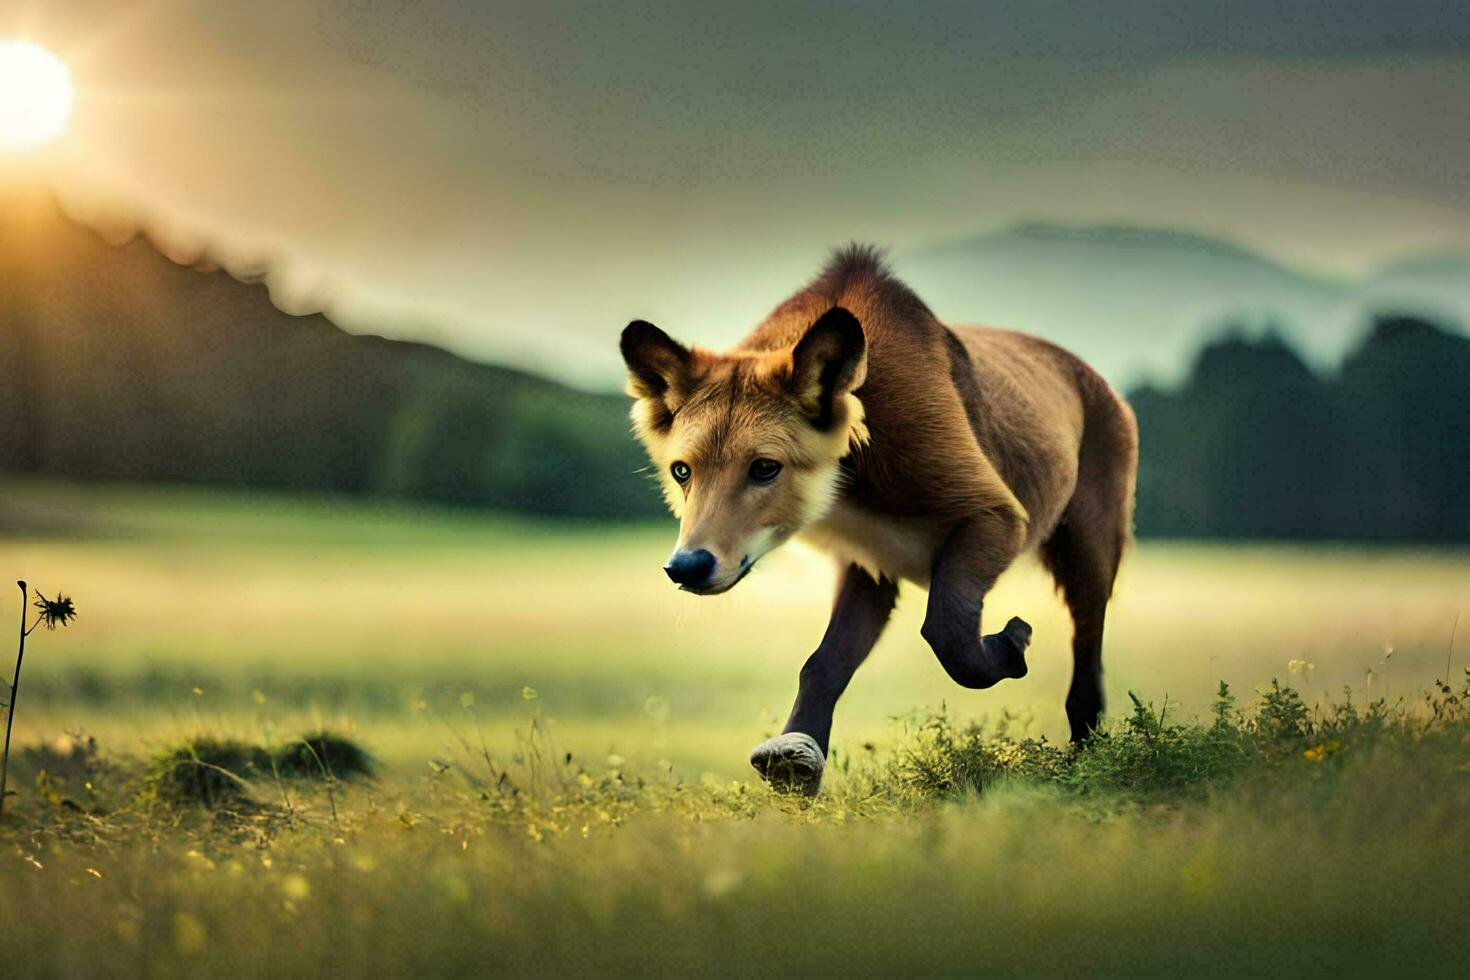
[670,461,692,484]
[749,458,782,484]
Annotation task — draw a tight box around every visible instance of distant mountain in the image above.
[894,223,1470,386]
[0,191,658,519]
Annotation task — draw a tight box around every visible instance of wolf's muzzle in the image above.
[663,548,717,589]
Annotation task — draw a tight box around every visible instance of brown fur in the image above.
[622,245,1139,768]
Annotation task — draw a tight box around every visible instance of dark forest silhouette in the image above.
[1129,313,1470,542]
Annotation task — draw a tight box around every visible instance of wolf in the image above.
[620,246,1138,795]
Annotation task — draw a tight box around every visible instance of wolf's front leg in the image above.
[921,511,1032,688]
[750,563,897,796]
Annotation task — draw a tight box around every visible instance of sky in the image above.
[4,0,1470,387]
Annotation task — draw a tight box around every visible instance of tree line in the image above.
[1128,313,1469,542]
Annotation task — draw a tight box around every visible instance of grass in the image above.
[4,676,1469,976]
[1,477,1469,976]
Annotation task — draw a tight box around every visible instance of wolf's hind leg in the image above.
[1043,514,1114,744]
[1041,425,1133,743]
[750,563,896,795]
[921,510,1031,689]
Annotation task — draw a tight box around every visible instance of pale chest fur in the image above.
[796,501,945,587]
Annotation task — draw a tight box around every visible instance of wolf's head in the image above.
[620,307,868,594]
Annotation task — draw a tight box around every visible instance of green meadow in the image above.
[2,477,1469,976]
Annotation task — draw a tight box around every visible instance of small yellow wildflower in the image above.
[1303,739,1342,762]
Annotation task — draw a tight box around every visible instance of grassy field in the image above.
[2,477,1469,976]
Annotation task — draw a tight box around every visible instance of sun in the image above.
[0,40,75,151]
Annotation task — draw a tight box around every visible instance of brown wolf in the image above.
[620,246,1138,794]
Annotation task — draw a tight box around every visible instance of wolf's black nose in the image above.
[664,549,716,588]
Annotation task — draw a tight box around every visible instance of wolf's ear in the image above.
[788,307,867,429]
[621,320,691,402]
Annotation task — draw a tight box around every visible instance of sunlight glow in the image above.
[0,40,74,151]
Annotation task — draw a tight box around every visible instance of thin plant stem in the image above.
[296,737,339,824]
[265,728,296,820]
[1,581,27,822]
[1449,612,1460,686]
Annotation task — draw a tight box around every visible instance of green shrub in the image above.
[872,674,1470,806]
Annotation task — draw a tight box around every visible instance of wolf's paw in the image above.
[990,616,1032,681]
[749,732,825,797]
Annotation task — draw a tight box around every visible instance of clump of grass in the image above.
[139,731,373,809]
[138,737,275,808]
[1064,687,1253,797]
[875,674,1470,806]
[876,710,1069,800]
[274,732,376,780]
